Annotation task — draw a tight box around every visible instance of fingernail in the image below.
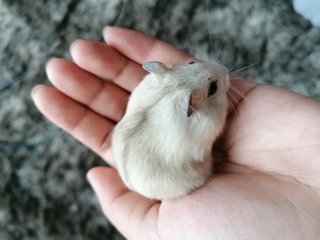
[102,26,112,42]
[31,85,43,99]
[86,170,93,185]
[70,39,84,55]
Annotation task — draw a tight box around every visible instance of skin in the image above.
[32,27,320,240]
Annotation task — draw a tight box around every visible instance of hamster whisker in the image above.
[187,46,196,58]
[228,85,251,134]
[214,40,225,62]
[229,85,252,112]
[228,63,240,73]
[230,77,257,88]
[170,90,188,101]
[205,1,214,61]
[227,91,249,135]
[229,85,247,100]
[231,62,258,74]
[227,92,240,118]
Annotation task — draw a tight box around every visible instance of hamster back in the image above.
[112,61,229,199]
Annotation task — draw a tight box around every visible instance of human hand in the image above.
[32,27,320,240]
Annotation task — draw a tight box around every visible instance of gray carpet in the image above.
[0,0,319,239]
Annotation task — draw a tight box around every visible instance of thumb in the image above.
[87,167,160,240]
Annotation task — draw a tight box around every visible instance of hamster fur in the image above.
[112,61,230,200]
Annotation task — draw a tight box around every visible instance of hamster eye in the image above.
[189,62,195,64]
[208,81,217,97]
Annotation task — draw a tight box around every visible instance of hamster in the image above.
[112,61,230,200]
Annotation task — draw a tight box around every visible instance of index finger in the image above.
[103,27,195,66]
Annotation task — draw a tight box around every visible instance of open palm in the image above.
[32,27,320,240]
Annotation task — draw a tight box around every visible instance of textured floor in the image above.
[0,0,319,239]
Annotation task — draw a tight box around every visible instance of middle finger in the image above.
[70,40,146,92]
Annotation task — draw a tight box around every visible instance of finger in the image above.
[46,58,128,122]
[87,167,160,240]
[31,85,115,166]
[103,27,195,66]
[70,40,146,92]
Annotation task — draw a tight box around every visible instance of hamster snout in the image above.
[112,61,229,200]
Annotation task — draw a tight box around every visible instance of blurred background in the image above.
[0,0,319,239]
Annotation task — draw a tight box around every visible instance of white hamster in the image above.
[112,61,230,200]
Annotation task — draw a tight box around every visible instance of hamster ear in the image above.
[142,61,169,75]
